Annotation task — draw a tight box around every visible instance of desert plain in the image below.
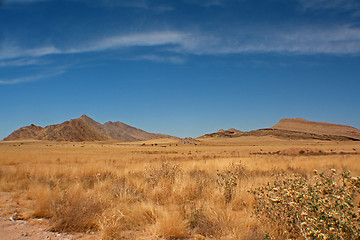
[0,135,360,239]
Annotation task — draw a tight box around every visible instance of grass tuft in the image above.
[156,211,190,239]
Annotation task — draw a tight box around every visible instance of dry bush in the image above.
[177,201,236,238]
[27,184,60,218]
[99,203,156,240]
[156,210,190,239]
[187,169,213,199]
[173,178,208,203]
[50,184,103,232]
[229,161,249,179]
[216,162,248,204]
[144,161,181,186]
[111,177,145,203]
[150,179,174,205]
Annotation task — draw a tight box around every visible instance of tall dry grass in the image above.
[0,140,360,239]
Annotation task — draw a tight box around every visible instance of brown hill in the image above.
[272,118,360,140]
[4,115,172,142]
[200,118,360,141]
[5,124,44,140]
[205,128,243,138]
[201,128,358,141]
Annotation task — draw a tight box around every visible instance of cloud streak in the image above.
[0,32,188,60]
[199,25,360,55]
[0,45,60,60]
[299,0,360,11]
[0,58,48,67]
[1,25,360,66]
[71,31,189,53]
[0,69,65,85]
[183,0,224,7]
[128,55,186,64]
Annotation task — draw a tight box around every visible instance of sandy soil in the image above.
[0,192,97,240]
[0,216,77,240]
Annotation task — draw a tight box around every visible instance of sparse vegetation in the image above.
[1,139,360,239]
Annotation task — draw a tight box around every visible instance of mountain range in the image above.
[3,115,170,142]
[3,116,360,142]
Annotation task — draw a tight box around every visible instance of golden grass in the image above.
[0,138,360,239]
[156,210,190,239]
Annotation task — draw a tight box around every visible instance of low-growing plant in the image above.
[156,211,190,239]
[217,170,238,204]
[216,161,248,204]
[50,185,103,232]
[252,169,360,239]
[144,161,181,187]
[99,204,156,240]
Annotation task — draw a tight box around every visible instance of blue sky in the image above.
[0,0,360,139]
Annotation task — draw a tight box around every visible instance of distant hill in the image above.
[3,115,172,142]
[204,128,243,138]
[200,118,360,141]
[271,118,360,140]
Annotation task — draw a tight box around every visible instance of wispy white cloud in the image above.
[0,32,188,60]
[1,26,360,65]
[66,25,360,56]
[0,58,48,67]
[162,25,360,56]
[101,0,148,8]
[0,68,65,85]
[130,54,186,64]
[69,31,189,53]
[4,0,51,3]
[183,0,224,7]
[4,0,174,12]
[100,0,173,12]
[299,0,360,15]
[0,44,60,60]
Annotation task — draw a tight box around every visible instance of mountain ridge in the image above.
[4,116,360,142]
[3,115,172,142]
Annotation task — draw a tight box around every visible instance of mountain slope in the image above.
[103,121,170,142]
[4,115,171,142]
[4,124,44,140]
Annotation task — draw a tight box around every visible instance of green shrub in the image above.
[252,169,360,239]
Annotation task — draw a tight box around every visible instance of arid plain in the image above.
[1,134,360,239]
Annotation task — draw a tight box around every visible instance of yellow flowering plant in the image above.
[252,170,360,239]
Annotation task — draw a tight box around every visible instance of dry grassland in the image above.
[0,137,359,239]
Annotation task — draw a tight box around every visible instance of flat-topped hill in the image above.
[272,118,360,140]
[200,118,360,141]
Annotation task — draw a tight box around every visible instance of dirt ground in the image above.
[0,192,97,240]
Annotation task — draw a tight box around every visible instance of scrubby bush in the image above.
[50,185,103,232]
[216,169,237,204]
[217,162,247,204]
[252,169,360,239]
[144,161,181,187]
